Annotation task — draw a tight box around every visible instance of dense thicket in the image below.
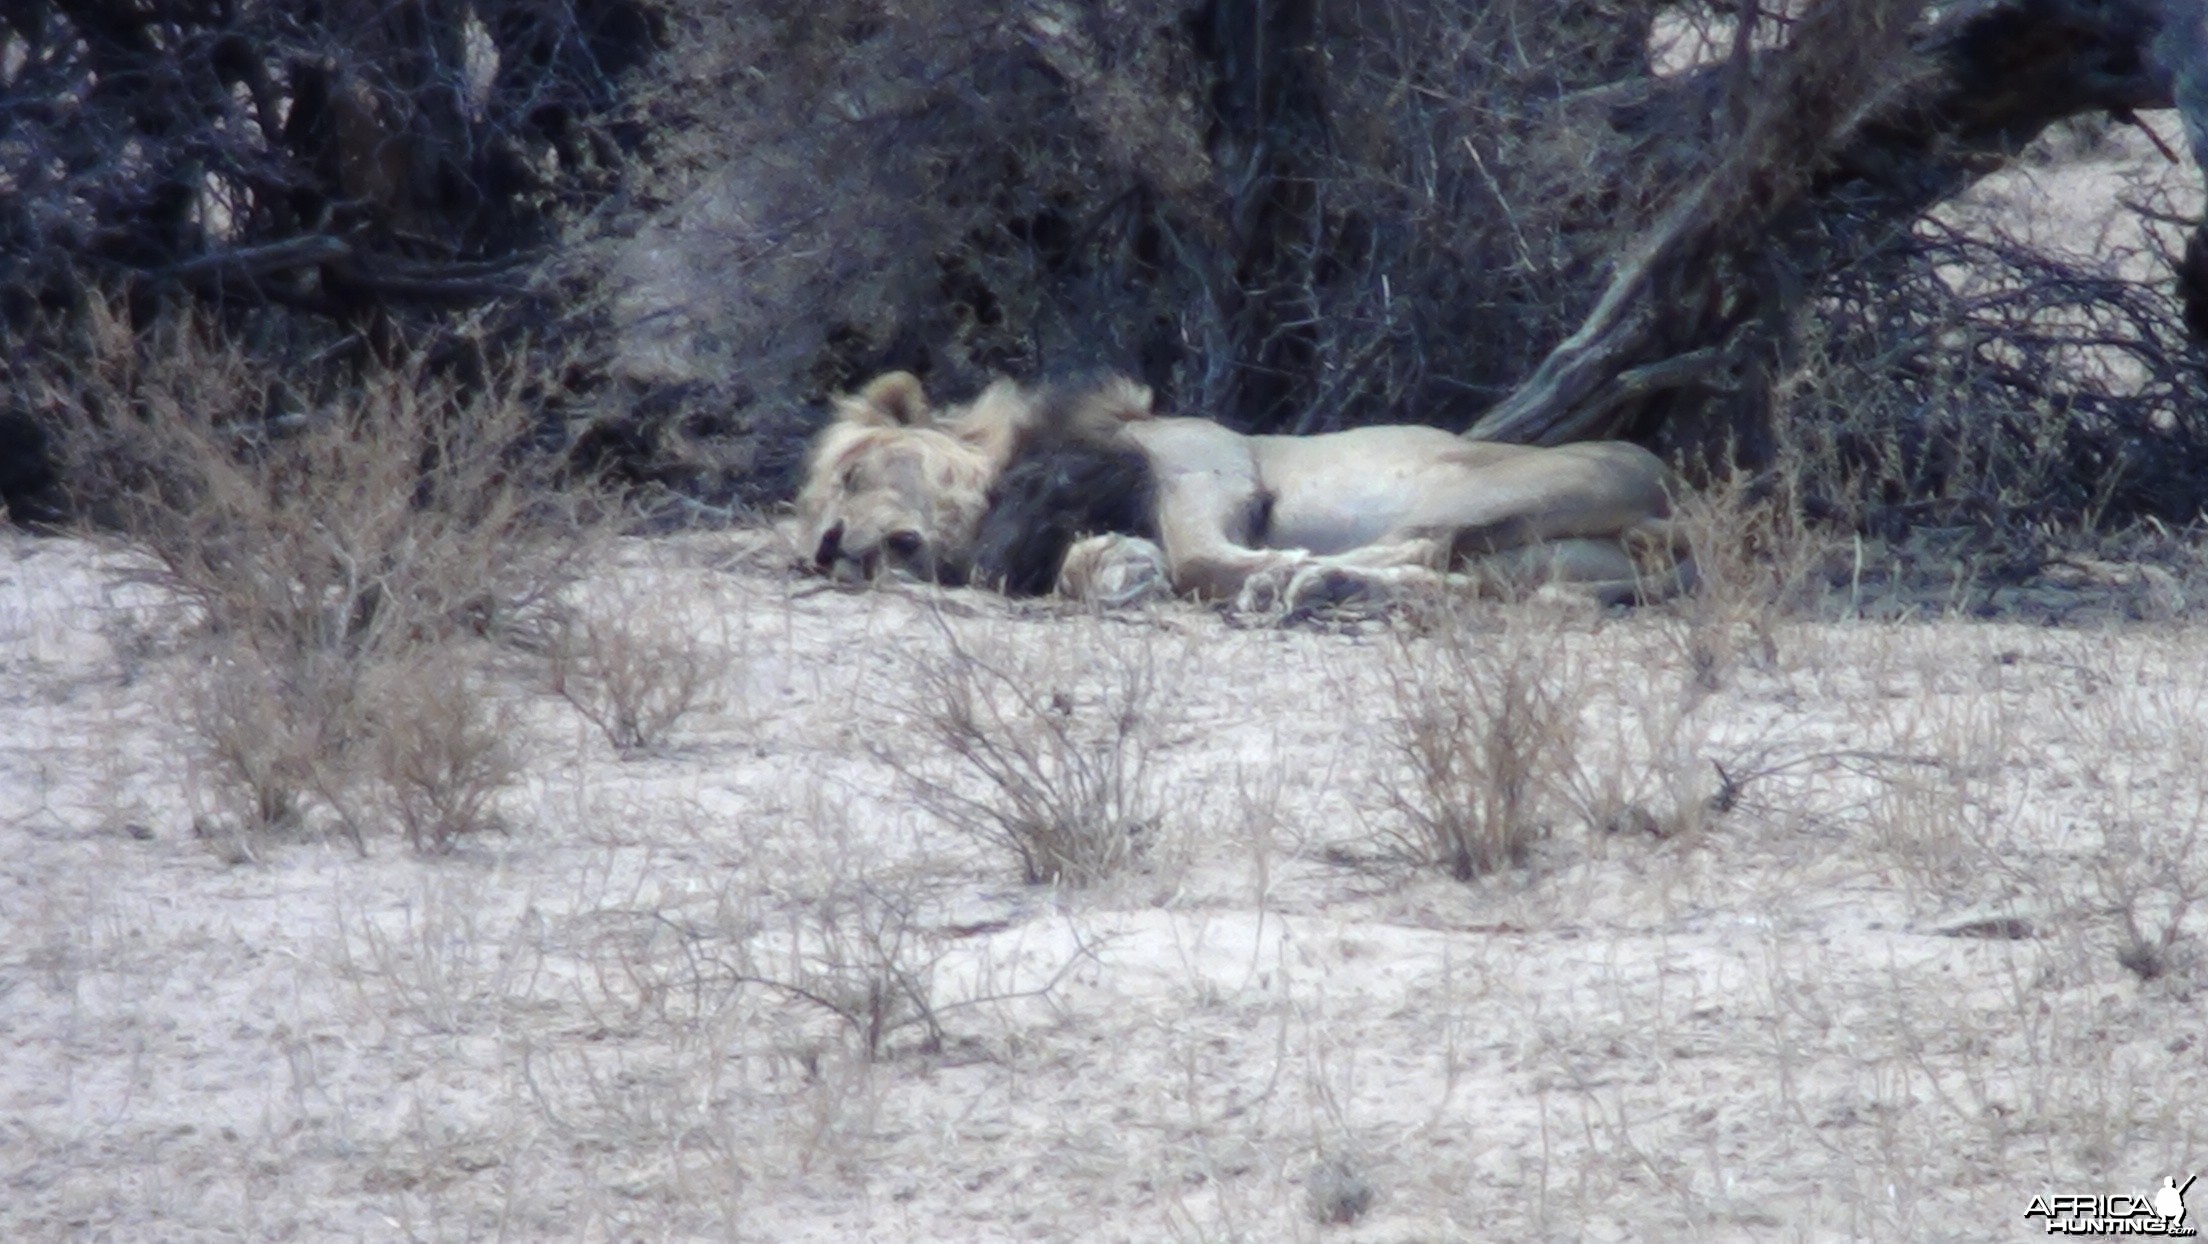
[9,1,2208,534]
[1,0,657,518]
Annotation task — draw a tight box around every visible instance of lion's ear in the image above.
[836,371,931,427]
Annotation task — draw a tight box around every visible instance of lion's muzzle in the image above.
[812,521,949,585]
[812,522,874,584]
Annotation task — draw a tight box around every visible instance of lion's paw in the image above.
[1283,565,1384,619]
[1059,534,1171,608]
[1232,562,1301,616]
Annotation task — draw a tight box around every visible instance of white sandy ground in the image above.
[3,525,2205,1243]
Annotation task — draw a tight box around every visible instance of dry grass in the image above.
[1377,611,1592,880]
[550,569,735,756]
[2057,636,2208,986]
[883,613,1171,888]
[1662,462,1848,695]
[1374,598,1758,884]
[359,650,522,853]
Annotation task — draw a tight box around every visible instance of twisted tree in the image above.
[1469,0,2206,449]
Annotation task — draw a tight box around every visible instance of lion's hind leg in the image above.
[1467,534,1690,606]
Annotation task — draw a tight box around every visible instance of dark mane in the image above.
[969,380,1159,596]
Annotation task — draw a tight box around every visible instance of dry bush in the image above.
[2055,638,2208,984]
[1566,637,1734,850]
[777,882,950,1060]
[1772,189,2208,574]
[1661,465,1845,692]
[360,652,521,854]
[721,878,962,1062]
[550,574,730,755]
[186,634,523,855]
[71,312,574,660]
[66,310,575,850]
[885,617,1165,888]
[572,853,970,1063]
[186,650,337,844]
[1666,159,2208,625]
[577,805,1092,1067]
[1378,614,1592,881]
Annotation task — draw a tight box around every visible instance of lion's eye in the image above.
[884,531,924,558]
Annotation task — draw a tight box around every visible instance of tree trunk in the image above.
[2158,1,2208,338]
[1189,0,1328,434]
[1468,0,2183,447]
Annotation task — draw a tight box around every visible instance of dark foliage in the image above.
[2,0,660,523]
[631,0,2208,539]
[610,0,1695,461]
[0,411,64,526]
[1796,206,2208,540]
[1,0,657,308]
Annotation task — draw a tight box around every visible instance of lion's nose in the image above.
[884,530,923,559]
[813,523,845,569]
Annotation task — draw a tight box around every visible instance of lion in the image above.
[793,370,1693,613]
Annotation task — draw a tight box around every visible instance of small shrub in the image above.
[1379,614,1588,881]
[550,577,724,755]
[187,649,341,840]
[763,880,951,1061]
[1564,632,1731,849]
[1662,465,1841,694]
[889,618,1163,887]
[362,653,521,853]
[741,875,1100,1062]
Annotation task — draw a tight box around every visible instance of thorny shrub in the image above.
[550,577,729,756]
[885,616,1165,888]
[1378,614,1591,881]
[67,309,578,850]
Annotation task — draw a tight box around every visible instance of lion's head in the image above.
[795,372,1028,585]
[794,370,1154,588]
